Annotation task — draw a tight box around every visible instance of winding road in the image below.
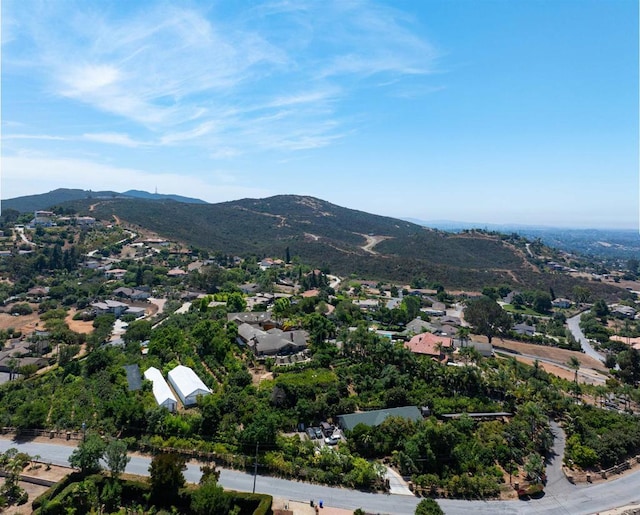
[567,313,605,363]
[2,433,640,515]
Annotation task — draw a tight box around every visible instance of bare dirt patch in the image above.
[491,337,607,371]
[358,234,392,255]
[0,310,41,334]
[513,356,580,382]
[249,365,273,385]
[65,309,94,334]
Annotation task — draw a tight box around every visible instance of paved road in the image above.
[567,313,605,363]
[3,438,640,514]
[545,421,573,498]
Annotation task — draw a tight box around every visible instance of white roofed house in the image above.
[144,367,177,412]
[168,365,211,407]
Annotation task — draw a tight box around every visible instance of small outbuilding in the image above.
[144,367,177,412]
[168,365,211,406]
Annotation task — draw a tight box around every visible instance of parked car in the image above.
[306,428,316,439]
[314,428,323,439]
[324,436,340,445]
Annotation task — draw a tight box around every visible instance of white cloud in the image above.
[2,133,68,141]
[82,133,148,148]
[160,122,217,145]
[63,64,121,95]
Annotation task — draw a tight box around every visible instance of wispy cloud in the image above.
[4,1,439,155]
[3,133,69,141]
[82,133,148,148]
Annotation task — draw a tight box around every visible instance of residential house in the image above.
[513,323,536,336]
[113,287,150,301]
[104,268,127,280]
[440,316,462,326]
[91,300,129,317]
[451,338,493,358]
[404,317,437,335]
[612,305,636,319]
[422,308,446,317]
[405,332,450,359]
[354,299,379,311]
[237,323,308,356]
[228,312,275,328]
[552,298,572,309]
[26,286,49,300]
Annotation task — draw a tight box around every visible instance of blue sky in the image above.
[1,0,638,228]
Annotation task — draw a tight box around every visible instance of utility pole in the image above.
[252,442,259,494]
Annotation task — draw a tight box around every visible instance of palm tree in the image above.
[456,326,470,348]
[567,356,581,402]
[594,385,608,407]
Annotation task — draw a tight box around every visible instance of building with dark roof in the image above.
[336,406,424,432]
[123,364,142,391]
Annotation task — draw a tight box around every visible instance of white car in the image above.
[324,436,340,445]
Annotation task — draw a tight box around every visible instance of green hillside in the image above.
[55,194,628,298]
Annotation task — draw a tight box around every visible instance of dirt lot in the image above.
[491,337,607,372]
[0,309,41,334]
[65,308,94,334]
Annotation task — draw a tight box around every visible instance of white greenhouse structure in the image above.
[168,365,211,406]
[144,367,177,412]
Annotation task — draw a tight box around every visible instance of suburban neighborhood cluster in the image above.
[0,205,640,515]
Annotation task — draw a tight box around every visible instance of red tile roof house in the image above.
[404,332,451,362]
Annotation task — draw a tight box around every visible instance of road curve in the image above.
[567,313,605,363]
[3,438,640,514]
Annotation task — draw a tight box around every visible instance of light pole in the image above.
[82,422,86,442]
[252,442,259,494]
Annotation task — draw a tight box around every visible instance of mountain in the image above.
[60,194,628,298]
[122,190,207,204]
[1,188,124,213]
[1,188,207,213]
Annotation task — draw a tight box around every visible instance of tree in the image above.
[456,326,470,348]
[149,453,186,504]
[617,348,640,385]
[572,286,591,305]
[567,356,581,402]
[464,296,512,343]
[226,292,246,312]
[592,299,609,319]
[532,291,552,314]
[524,453,545,484]
[415,498,444,515]
[104,439,130,480]
[272,297,290,322]
[191,474,231,515]
[68,433,106,474]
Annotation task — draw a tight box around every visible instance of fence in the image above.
[564,455,640,483]
[1,427,84,441]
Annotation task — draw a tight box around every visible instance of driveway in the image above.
[567,313,605,364]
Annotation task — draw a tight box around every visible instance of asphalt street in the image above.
[2,437,640,514]
[567,313,605,363]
